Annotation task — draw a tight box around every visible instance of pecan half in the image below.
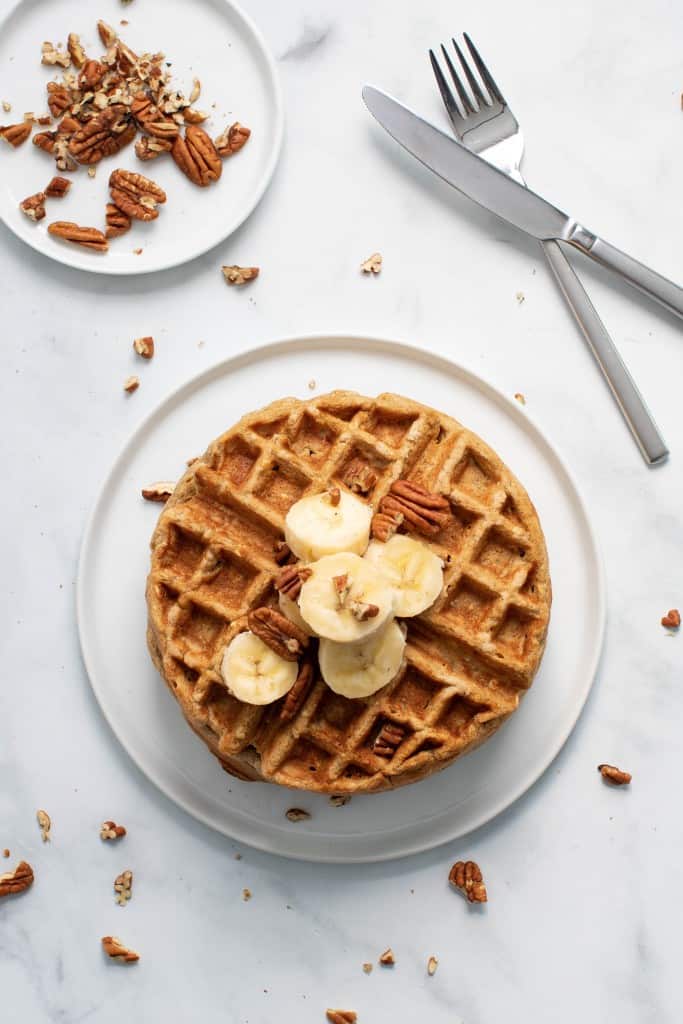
[370,510,403,542]
[36,809,51,842]
[79,59,106,91]
[373,722,404,757]
[0,121,31,147]
[275,563,312,600]
[133,336,154,359]
[45,176,71,198]
[0,860,34,898]
[41,41,71,68]
[48,221,108,252]
[109,168,166,221]
[221,265,259,285]
[343,459,377,495]
[661,608,680,629]
[361,252,382,274]
[280,661,314,722]
[101,935,139,962]
[141,481,174,503]
[326,1012,356,1024]
[449,860,487,903]
[67,32,87,69]
[105,202,132,239]
[114,869,133,905]
[135,135,172,161]
[172,124,222,186]
[379,480,451,537]
[20,192,47,222]
[215,121,251,157]
[379,948,395,966]
[248,607,308,661]
[69,106,135,165]
[285,807,311,822]
[100,820,126,840]
[598,764,632,786]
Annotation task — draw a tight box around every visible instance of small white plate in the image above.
[0,0,283,274]
[77,336,605,862]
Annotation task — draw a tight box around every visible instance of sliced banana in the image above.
[278,591,315,637]
[319,620,406,698]
[285,489,372,563]
[298,552,394,642]
[221,631,298,706]
[364,535,444,618]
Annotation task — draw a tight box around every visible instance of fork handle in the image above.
[540,238,668,465]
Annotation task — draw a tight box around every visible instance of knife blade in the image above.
[362,85,683,320]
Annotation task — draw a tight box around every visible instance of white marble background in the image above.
[1,0,682,1021]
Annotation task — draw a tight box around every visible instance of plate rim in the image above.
[0,0,284,276]
[77,332,606,862]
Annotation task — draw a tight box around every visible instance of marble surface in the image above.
[1,0,682,1020]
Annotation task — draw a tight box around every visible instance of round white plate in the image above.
[0,0,283,274]
[78,335,605,862]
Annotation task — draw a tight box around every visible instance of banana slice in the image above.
[285,489,372,563]
[298,552,395,642]
[319,620,406,698]
[364,535,444,618]
[221,631,298,705]
[278,592,316,637]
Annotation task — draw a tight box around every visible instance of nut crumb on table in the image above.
[360,252,382,274]
[1,101,11,113]
[661,608,680,629]
[598,763,631,786]
[36,809,51,842]
[133,336,155,359]
[242,887,252,901]
[123,374,139,393]
[100,820,127,840]
[362,962,372,974]
[285,807,311,823]
[427,955,438,976]
[379,947,395,966]
[114,869,133,905]
[516,291,525,304]
[141,481,175,503]
[326,1012,357,1024]
[2,849,9,858]
[449,860,488,903]
[514,392,526,405]
[101,935,139,962]
[222,265,259,285]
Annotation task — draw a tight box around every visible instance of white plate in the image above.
[0,0,283,274]
[77,336,605,862]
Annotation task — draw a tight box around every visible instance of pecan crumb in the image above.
[427,955,438,976]
[361,252,382,274]
[348,599,379,622]
[1,102,10,113]
[326,486,341,507]
[329,794,351,807]
[449,860,487,903]
[285,807,311,823]
[242,887,252,901]
[661,608,680,629]
[0,860,34,898]
[307,379,316,390]
[114,869,133,905]
[516,291,525,304]
[101,935,139,962]
[332,572,352,608]
[379,947,395,966]
[100,820,126,841]
[123,375,140,393]
[2,850,9,858]
[20,192,47,222]
[36,809,51,842]
[87,165,97,178]
[221,265,259,285]
[141,481,174,503]
[598,764,632,786]
[362,962,373,974]
[514,392,526,405]
[45,176,71,198]
[133,335,154,359]
[41,41,71,68]
[326,1012,357,1024]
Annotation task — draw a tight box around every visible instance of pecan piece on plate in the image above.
[114,869,133,905]
[133,336,154,359]
[379,947,395,966]
[109,168,166,221]
[427,955,438,976]
[215,121,251,157]
[661,608,680,629]
[101,935,139,963]
[275,563,312,600]
[221,265,259,285]
[0,120,31,147]
[0,860,34,898]
[135,135,172,161]
[123,375,140,393]
[285,807,311,823]
[46,82,71,118]
[69,106,135,165]
[360,252,382,274]
[36,809,51,842]
[280,661,314,722]
[343,459,377,495]
[45,175,71,198]
[172,124,222,186]
[449,860,487,903]
[100,820,127,840]
[67,32,87,69]
[105,202,132,239]
[598,764,632,786]
[379,480,451,537]
[326,1011,357,1024]
[141,481,174,503]
[247,607,308,661]
[20,192,47,222]
[48,221,108,252]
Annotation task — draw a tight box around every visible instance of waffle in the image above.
[146,391,551,794]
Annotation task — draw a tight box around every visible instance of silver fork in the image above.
[429,34,668,465]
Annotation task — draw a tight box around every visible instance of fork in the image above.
[429,34,668,465]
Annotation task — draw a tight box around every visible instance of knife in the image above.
[363,86,683,320]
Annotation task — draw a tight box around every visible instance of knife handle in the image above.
[566,227,683,320]
[541,238,668,465]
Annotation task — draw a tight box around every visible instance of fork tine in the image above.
[429,49,463,129]
[451,38,489,107]
[440,43,476,115]
[462,32,506,106]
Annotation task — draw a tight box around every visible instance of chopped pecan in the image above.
[362,962,373,974]
[326,1013,356,1024]
[47,82,72,118]
[145,119,179,141]
[242,887,252,901]
[370,510,403,542]
[101,935,139,962]
[141,481,174,502]
[172,124,222,186]
[131,92,158,126]
[280,661,314,722]
[248,607,308,661]
[79,59,106,90]
[189,78,201,104]
[67,32,87,69]
[379,948,395,966]
[427,956,438,976]
[20,192,47,222]
[348,599,379,622]
[661,608,680,629]
[215,121,251,157]
[36,809,51,842]
[33,130,56,154]
[48,221,108,251]
[449,860,487,903]
[105,203,132,239]
[274,540,292,565]
[69,106,135,165]
[114,869,133,905]
[135,135,172,160]
[361,252,382,274]
[97,20,118,48]
[53,137,79,172]
[343,459,377,495]
[109,168,166,221]
[41,41,71,68]
[326,486,341,507]
[329,794,351,807]
[100,820,127,840]
[0,860,34,898]
[332,572,352,608]
[285,807,311,822]
[133,336,154,359]
[275,563,312,600]
[221,265,259,285]
[1,102,10,113]
[45,176,71,198]
[57,115,80,136]
[0,121,31,147]
[115,40,139,76]
[183,107,208,124]
[123,375,140,393]
[373,722,404,757]
[598,764,631,786]
[379,480,451,537]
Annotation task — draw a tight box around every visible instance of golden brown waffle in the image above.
[146,391,551,794]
